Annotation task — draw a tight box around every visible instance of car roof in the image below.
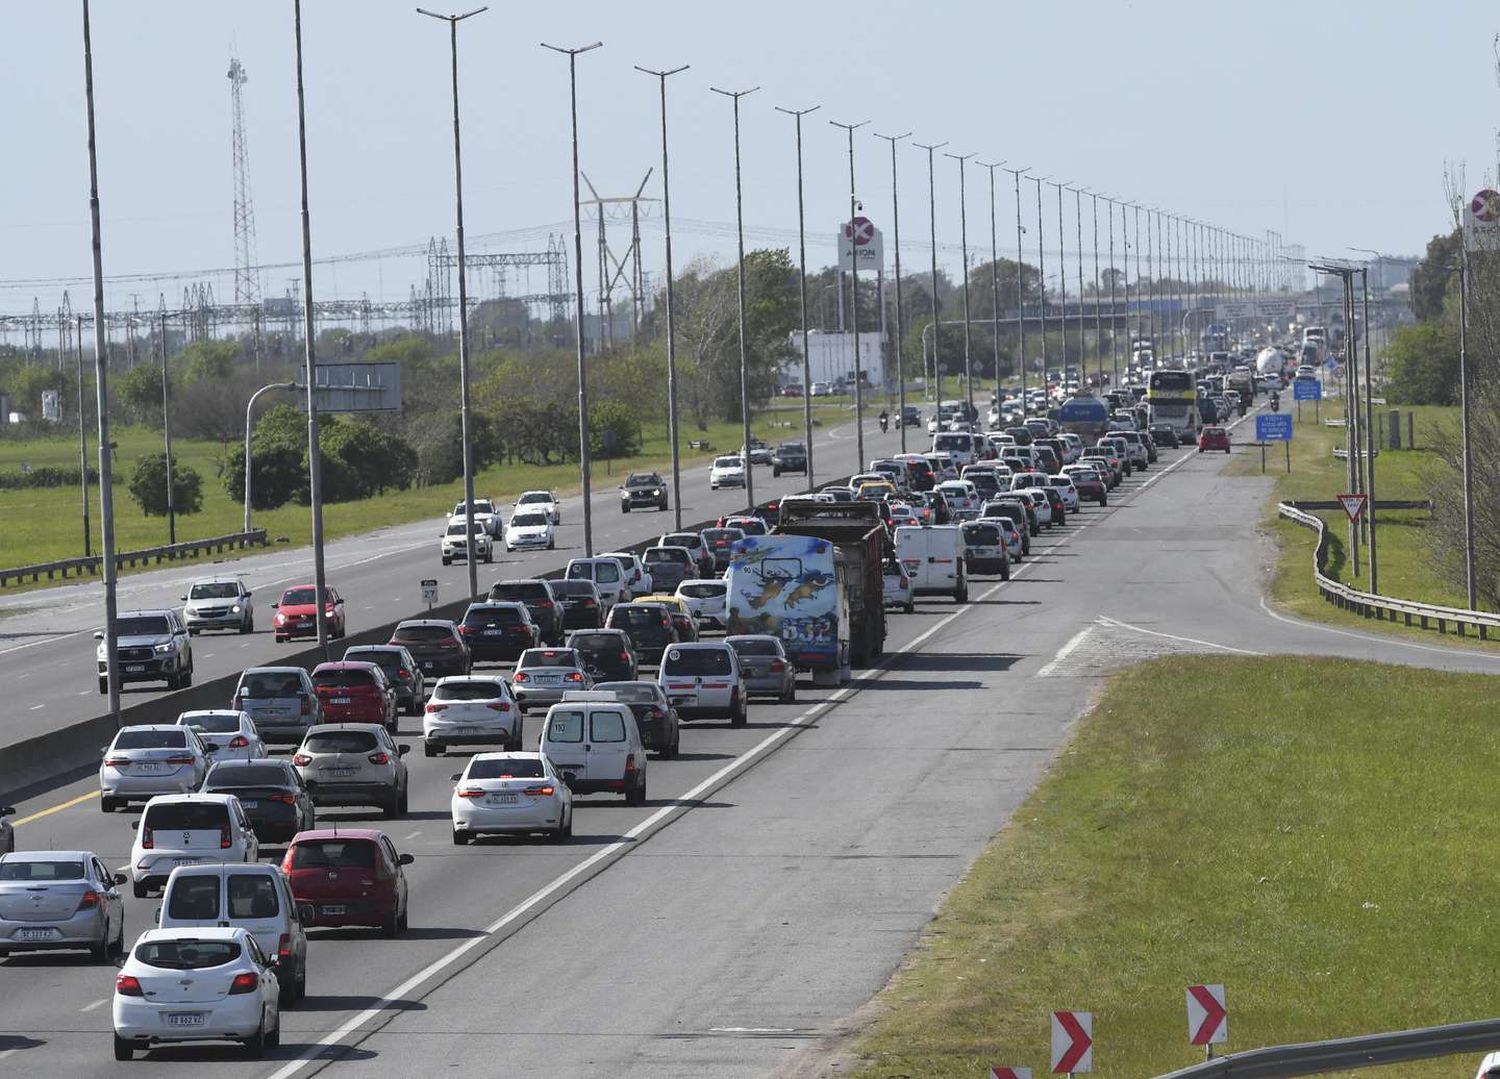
[117,723,188,733]
[345,644,406,653]
[289,827,386,842]
[395,619,457,628]
[240,666,309,675]
[312,661,379,672]
[667,641,732,650]
[0,849,96,861]
[433,674,507,685]
[178,709,246,719]
[142,792,239,806]
[468,751,545,762]
[303,722,387,734]
[118,608,175,618]
[467,600,526,610]
[519,490,555,498]
[137,926,253,944]
[188,576,244,585]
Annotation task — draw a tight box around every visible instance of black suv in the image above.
[620,471,669,513]
[488,579,565,644]
[604,602,679,666]
[1148,423,1179,448]
[458,602,540,664]
[550,579,603,631]
[564,629,637,683]
[389,619,471,677]
[772,441,807,477]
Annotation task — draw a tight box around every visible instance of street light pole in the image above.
[159,311,175,545]
[876,130,911,452]
[1105,197,1119,387]
[914,141,946,416]
[75,313,91,558]
[1033,176,1048,413]
[1072,187,1086,383]
[244,381,297,533]
[711,85,760,511]
[294,0,331,656]
[1089,192,1102,389]
[1047,180,1068,386]
[978,160,1005,416]
[945,151,975,421]
[1457,252,1477,608]
[639,62,689,529]
[541,37,602,557]
[1002,167,1028,408]
[82,0,120,721]
[777,104,821,481]
[831,118,870,470]
[1359,266,1378,594]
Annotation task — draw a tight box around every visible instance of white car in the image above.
[113,927,281,1061]
[516,489,561,525]
[882,557,914,614]
[602,551,653,597]
[451,498,502,537]
[450,751,573,844]
[674,579,729,631]
[709,455,746,490]
[423,675,521,757]
[935,480,982,520]
[504,511,555,552]
[180,576,254,635]
[175,710,267,763]
[440,518,495,565]
[100,725,214,813]
[128,793,260,898]
[1046,474,1081,514]
[977,512,1025,561]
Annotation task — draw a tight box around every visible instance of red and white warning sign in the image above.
[843,215,876,245]
[990,1068,1033,1079]
[1187,984,1228,1046]
[1051,1010,1092,1073]
[1337,492,1367,522]
[836,215,884,272]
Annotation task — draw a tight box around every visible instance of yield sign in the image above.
[1051,1010,1092,1073]
[1187,984,1228,1046]
[844,215,876,245]
[1337,493,1367,522]
[991,1069,1033,1079]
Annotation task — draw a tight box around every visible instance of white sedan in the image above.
[709,456,746,490]
[515,489,561,525]
[450,751,572,844]
[174,710,267,762]
[504,511,555,552]
[113,927,281,1060]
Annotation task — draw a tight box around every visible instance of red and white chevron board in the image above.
[1187,983,1228,1046]
[990,1068,1033,1079]
[1051,1010,1092,1073]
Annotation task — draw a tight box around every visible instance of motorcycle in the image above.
[1270,392,1280,412]
[878,413,890,434]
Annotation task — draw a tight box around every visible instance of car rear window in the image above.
[702,529,743,545]
[0,859,84,881]
[464,606,523,627]
[303,730,379,753]
[662,648,733,676]
[678,583,726,599]
[546,710,584,743]
[963,523,1002,544]
[180,713,241,734]
[468,757,545,780]
[135,939,242,970]
[663,533,700,548]
[591,712,627,742]
[345,649,404,673]
[240,672,304,697]
[489,582,550,603]
[550,581,595,598]
[728,638,780,657]
[313,669,377,689]
[166,875,222,920]
[228,873,280,919]
[289,839,376,870]
[393,625,455,642]
[144,802,229,830]
[206,763,290,788]
[644,548,689,564]
[520,650,580,668]
[595,682,659,703]
[570,632,624,651]
[115,728,187,750]
[432,680,507,702]
[518,492,552,505]
[610,606,667,628]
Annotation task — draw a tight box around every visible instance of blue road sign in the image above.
[1293,379,1322,401]
[1256,413,1294,441]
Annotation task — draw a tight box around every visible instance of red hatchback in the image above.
[1198,426,1232,454]
[310,661,397,731]
[273,584,346,643]
[281,828,412,936]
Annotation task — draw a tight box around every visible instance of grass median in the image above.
[851,654,1500,1078]
[0,402,843,591]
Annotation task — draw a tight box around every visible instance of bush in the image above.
[1383,321,1460,406]
[127,453,203,517]
[0,465,99,490]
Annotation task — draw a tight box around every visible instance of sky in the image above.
[1,0,1495,321]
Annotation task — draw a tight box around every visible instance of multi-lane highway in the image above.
[3,409,1499,1078]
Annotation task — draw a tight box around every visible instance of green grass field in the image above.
[0,402,846,587]
[852,655,1500,1078]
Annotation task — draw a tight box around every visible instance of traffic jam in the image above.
[0,396,1196,1063]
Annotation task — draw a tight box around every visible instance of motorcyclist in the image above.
[878,408,889,433]
[1270,391,1281,412]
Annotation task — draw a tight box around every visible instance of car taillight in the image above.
[565,672,584,683]
[105,756,130,768]
[165,754,195,765]
[115,974,144,997]
[486,702,512,712]
[77,889,99,911]
[368,751,390,765]
[220,825,232,849]
[619,652,630,662]
[293,753,312,766]
[300,696,312,716]
[769,659,786,672]
[512,672,528,683]
[140,827,154,849]
[624,753,636,775]
[278,933,292,960]
[660,619,670,628]
[228,735,249,749]
[228,972,259,995]
[425,702,448,713]
[274,792,297,804]
[537,600,553,608]
[458,787,486,799]
[581,598,596,607]
[650,707,665,719]
[397,668,411,679]
[458,624,476,635]
[522,785,555,797]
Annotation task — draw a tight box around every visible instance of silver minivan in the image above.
[157,862,312,1003]
[232,667,322,745]
[539,696,647,804]
[656,643,747,726]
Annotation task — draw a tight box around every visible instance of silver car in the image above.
[293,723,410,817]
[232,667,322,745]
[180,576,254,635]
[100,724,214,813]
[511,648,593,714]
[725,635,797,702]
[0,850,127,959]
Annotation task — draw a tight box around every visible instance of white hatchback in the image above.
[423,675,521,757]
[175,710,267,763]
[129,794,260,898]
[515,489,561,524]
[674,579,729,631]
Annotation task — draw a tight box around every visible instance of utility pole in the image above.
[541,37,602,556]
[1105,197,1119,387]
[1457,252,1478,608]
[914,141,946,414]
[945,151,975,421]
[1360,266,1378,593]
[780,104,828,480]
[1072,187,1086,383]
[978,160,1006,417]
[711,85,759,511]
[639,62,690,528]
[876,130,911,452]
[1002,166,1028,406]
[159,311,175,544]
[1089,192,1102,389]
[1034,176,1048,412]
[75,313,91,559]
[832,118,871,470]
[1047,180,1069,387]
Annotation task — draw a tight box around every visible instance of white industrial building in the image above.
[784,330,887,390]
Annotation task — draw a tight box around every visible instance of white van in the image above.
[539,695,647,804]
[157,862,310,1003]
[129,794,260,898]
[932,432,978,467]
[565,557,629,609]
[894,525,968,603]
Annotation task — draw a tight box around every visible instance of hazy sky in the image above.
[2,0,1495,317]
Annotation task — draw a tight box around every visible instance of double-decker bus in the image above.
[1146,369,1198,441]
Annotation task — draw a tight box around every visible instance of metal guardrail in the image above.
[0,529,269,589]
[1278,499,1500,639]
[1156,1016,1500,1077]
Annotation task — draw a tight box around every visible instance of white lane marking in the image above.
[78,689,91,696]
[80,998,109,1013]
[1036,623,1096,677]
[114,865,129,875]
[0,629,86,657]
[1096,615,1264,656]
[28,704,44,711]
[1257,595,1500,662]
[402,830,421,841]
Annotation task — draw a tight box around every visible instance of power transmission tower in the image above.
[581,171,657,350]
[228,54,263,363]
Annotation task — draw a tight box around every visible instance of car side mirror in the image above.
[270,602,279,609]
[398,853,415,866]
[113,872,128,886]
[153,909,160,923]
[396,744,410,756]
[298,903,316,926]
[179,595,188,602]
[243,592,252,599]
[129,821,140,830]
[449,772,462,782]
[0,806,13,818]
[93,631,104,640]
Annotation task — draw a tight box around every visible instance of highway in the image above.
[3,410,1499,1077]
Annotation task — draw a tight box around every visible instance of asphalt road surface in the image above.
[3,407,1498,1077]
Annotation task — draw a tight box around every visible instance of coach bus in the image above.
[1146,369,1198,442]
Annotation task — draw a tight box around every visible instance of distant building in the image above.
[785,330,887,389]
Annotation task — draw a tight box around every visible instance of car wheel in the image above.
[275,635,286,643]
[132,880,148,899]
[244,1018,268,1059]
[730,692,747,728]
[1000,560,1011,581]
[382,796,399,819]
[621,504,631,514]
[423,742,437,758]
[398,788,410,815]
[381,910,400,938]
[1100,495,1108,507]
[453,828,471,846]
[240,618,253,635]
[98,677,108,694]
[782,681,796,704]
[90,929,110,963]
[111,914,125,957]
[266,1008,282,1050]
[904,600,915,614]
[442,556,452,566]
[188,627,199,636]
[101,796,117,813]
[549,816,568,842]
[113,1034,134,1062]
[181,663,193,688]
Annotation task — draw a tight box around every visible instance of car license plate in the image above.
[331,697,351,705]
[173,857,203,867]
[125,664,146,673]
[671,695,694,706]
[486,793,518,805]
[421,661,434,670]
[483,629,502,636]
[326,767,357,778]
[17,927,59,941]
[451,726,478,735]
[320,904,345,915]
[133,762,165,774]
[238,800,259,809]
[535,674,560,685]
[167,1013,206,1027]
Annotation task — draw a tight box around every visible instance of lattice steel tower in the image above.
[228,56,261,311]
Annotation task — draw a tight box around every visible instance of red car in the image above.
[281,828,412,937]
[1198,426,1232,454]
[310,661,397,731]
[272,584,346,643]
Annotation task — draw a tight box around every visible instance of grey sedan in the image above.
[725,635,797,703]
[0,850,127,959]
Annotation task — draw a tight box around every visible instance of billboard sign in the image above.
[838,216,884,273]
[297,362,403,413]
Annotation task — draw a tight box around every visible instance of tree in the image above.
[1383,321,1460,405]
[174,340,239,386]
[1409,229,1461,322]
[589,399,642,460]
[117,363,166,426]
[127,453,203,517]
[320,421,417,502]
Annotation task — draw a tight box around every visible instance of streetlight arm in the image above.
[243,381,297,533]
